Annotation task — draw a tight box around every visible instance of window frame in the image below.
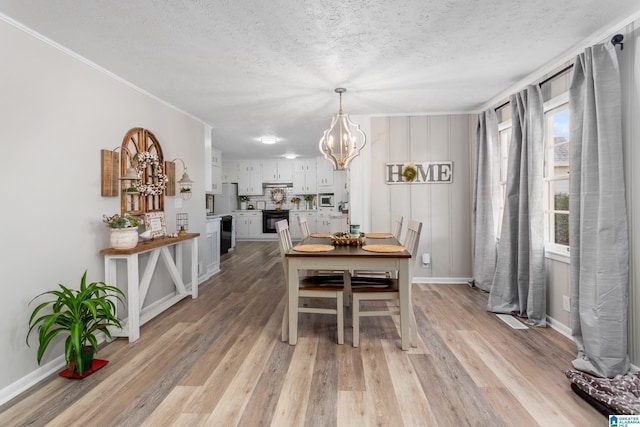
[543,92,571,260]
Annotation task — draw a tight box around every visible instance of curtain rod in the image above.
[494,33,624,112]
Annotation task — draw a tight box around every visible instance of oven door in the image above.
[263,211,289,233]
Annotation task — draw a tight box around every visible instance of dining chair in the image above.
[298,215,311,238]
[351,219,422,347]
[353,214,404,279]
[392,214,404,241]
[276,220,345,345]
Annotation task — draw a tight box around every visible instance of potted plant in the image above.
[239,195,249,210]
[291,196,300,209]
[26,271,126,377]
[103,213,141,249]
[303,194,315,209]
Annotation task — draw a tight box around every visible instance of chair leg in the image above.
[336,291,344,345]
[281,299,289,342]
[352,294,360,348]
[410,308,417,347]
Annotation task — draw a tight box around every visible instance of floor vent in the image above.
[496,314,529,329]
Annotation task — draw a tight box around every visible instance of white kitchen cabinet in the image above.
[206,218,221,276]
[238,171,262,195]
[262,160,293,182]
[316,158,334,187]
[211,148,222,168]
[222,161,238,183]
[211,161,222,194]
[294,159,316,173]
[236,211,262,239]
[316,211,332,234]
[293,171,317,194]
[237,161,261,172]
[290,211,318,239]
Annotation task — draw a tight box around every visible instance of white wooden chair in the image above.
[353,214,404,279]
[392,214,404,241]
[351,219,422,347]
[277,220,345,345]
[298,215,312,238]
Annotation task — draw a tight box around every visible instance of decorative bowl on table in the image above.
[330,231,366,246]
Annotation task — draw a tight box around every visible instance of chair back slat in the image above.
[392,215,404,240]
[403,219,422,257]
[276,220,292,279]
[298,215,311,238]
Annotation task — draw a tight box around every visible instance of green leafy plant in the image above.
[303,194,315,201]
[180,187,191,193]
[103,213,141,229]
[121,187,139,193]
[26,271,126,376]
[239,195,250,202]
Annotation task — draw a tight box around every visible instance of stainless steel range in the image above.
[262,209,289,233]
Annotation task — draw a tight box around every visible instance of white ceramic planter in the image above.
[110,228,139,249]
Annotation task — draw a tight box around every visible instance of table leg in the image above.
[398,258,411,350]
[127,254,140,342]
[191,237,199,298]
[288,259,299,345]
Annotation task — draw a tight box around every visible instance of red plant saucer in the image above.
[59,359,108,379]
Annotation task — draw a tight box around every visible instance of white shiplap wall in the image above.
[369,115,472,280]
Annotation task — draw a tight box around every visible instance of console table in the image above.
[100,233,200,342]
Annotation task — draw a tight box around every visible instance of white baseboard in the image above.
[546,315,572,339]
[412,276,473,284]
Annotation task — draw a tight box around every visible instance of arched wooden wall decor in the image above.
[119,127,172,215]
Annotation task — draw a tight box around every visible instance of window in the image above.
[543,96,570,254]
[496,120,512,238]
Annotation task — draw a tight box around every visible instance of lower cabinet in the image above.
[236,211,262,239]
[206,218,221,275]
[289,211,317,239]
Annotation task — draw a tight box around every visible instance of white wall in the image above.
[0,18,207,400]
[366,114,473,280]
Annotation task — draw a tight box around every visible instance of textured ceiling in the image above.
[1,0,639,160]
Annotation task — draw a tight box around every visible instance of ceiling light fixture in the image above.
[318,87,366,170]
[284,153,297,160]
[261,136,277,145]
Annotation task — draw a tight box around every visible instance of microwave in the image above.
[319,193,334,207]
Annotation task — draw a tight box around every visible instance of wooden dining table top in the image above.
[286,236,411,258]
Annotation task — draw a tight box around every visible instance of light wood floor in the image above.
[0,241,603,426]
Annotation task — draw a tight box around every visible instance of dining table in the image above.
[285,234,415,350]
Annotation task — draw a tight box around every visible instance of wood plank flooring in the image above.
[0,241,604,426]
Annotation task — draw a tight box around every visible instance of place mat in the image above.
[310,233,332,238]
[365,233,394,239]
[293,244,336,252]
[361,244,405,253]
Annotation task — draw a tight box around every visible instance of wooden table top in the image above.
[286,236,411,258]
[100,232,200,255]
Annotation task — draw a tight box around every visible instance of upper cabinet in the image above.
[238,160,261,173]
[211,147,222,194]
[262,160,293,182]
[294,159,316,173]
[316,157,334,187]
[211,148,222,168]
[222,161,238,183]
[237,161,262,195]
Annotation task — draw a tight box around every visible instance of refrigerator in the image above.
[214,183,238,215]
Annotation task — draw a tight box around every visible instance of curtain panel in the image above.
[487,85,546,326]
[472,110,500,291]
[569,43,630,378]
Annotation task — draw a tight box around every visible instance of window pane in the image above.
[552,180,569,211]
[554,213,569,246]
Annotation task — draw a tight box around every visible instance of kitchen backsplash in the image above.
[244,187,316,210]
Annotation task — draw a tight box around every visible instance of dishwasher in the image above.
[220,215,233,254]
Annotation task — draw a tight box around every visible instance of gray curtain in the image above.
[472,110,500,291]
[487,85,546,326]
[569,44,630,377]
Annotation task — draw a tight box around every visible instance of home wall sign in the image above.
[385,161,453,184]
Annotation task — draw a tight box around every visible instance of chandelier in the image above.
[318,88,366,170]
